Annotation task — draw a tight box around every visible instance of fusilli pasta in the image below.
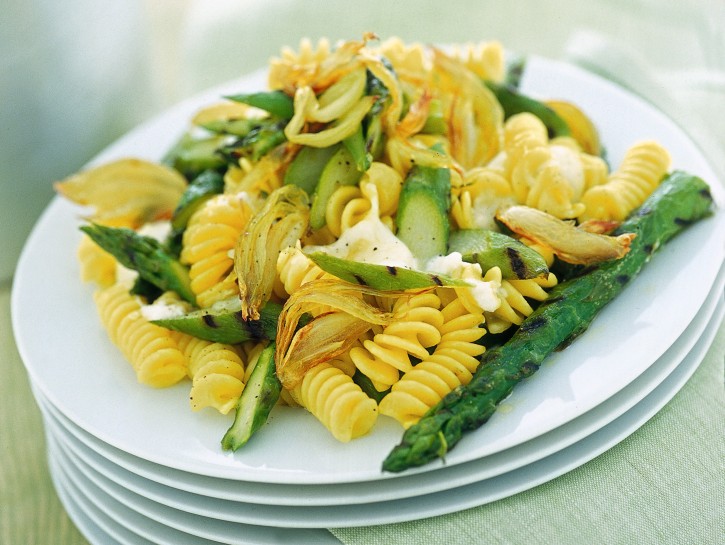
[292,362,378,442]
[580,140,671,221]
[350,292,444,391]
[94,282,187,387]
[378,295,485,428]
[172,333,246,415]
[180,193,253,308]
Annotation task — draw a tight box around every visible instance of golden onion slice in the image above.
[234,185,310,320]
[275,279,442,389]
[275,278,402,388]
[54,158,187,228]
[277,312,372,390]
[496,205,635,265]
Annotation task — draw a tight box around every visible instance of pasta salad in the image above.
[54,34,711,470]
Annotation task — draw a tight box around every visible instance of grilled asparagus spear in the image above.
[151,300,281,344]
[221,343,281,450]
[80,223,196,304]
[382,170,714,472]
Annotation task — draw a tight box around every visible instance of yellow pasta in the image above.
[325,164,402,237]
[275,244,330,299]
[77,234,117,287]
[450,167,514,230]
[500,113,615,219]
[378,296,485,428]
[292,362,378,442]
[325,185,369,237]
[350,292,444,392]
[180,193,253,308]
[503,112,550,182]
[94,282,187,387]
[580,140,671,221]
[482,268,558,334]
[172,333,246,415]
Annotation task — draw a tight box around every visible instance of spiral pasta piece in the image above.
[503,112,549,180]
[293,362,378,442]
[325,164,403,237]
[580,152,610,189]
[94,282,187,387]
[180,193,253,308]
[379,297,486,428]
[77,234,117,287]
[275,244,331,299]
[325,185,369,237]
[580,140,671,221]
[450,167,515,230]
[482,267,558,334]
[504,115,595,218]
[172,333,246,415]
[350,292,444,392]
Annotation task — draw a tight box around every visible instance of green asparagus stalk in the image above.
[171,170,225,232]
[80,224,196,305]
[152,300,282,344]
[363,68,390,161]
[448,228,550,280]
[225,90,295,119]
[219,120,287,163]
[221,343,282,450]
[382,170,714,472]
[396,165,451,261]
[162,133,228,180]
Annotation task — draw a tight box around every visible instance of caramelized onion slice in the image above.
[54,158,187,228]
[277,312,371,389]
[497,205,635,265]
[235,185,310,320]
[275,278,434,389]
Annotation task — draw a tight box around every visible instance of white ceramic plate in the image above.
[33,265,724,509]
[47,436,340,545]
[43,300,722,532]
[48,439,152,545]
[13,55,725,485]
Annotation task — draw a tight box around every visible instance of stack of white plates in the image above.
[11,56,725,545]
